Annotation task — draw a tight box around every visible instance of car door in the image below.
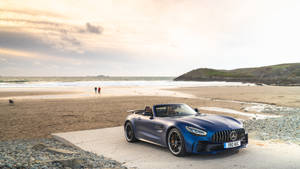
[135,112,164,144]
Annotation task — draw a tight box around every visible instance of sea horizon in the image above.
[0,80,255,88]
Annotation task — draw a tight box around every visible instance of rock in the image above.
[32,143,47,151]
[54,158,83,169]
[46,147,78,155]
[30,157,36,161]
[9,99,14,105]
[0,138,133,169]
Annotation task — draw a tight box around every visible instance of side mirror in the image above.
[194,108,199,113]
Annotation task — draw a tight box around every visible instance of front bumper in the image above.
[196,134,248,153]
[181,127,248,154]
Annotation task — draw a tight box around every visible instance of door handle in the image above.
[137,117,141,120]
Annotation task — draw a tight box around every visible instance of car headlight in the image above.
[185,126,207,136]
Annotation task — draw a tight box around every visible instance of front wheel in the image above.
[167,128,187,156]
[124,122,137,142]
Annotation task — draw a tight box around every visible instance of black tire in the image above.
[167,128,187,157]
[124,122,137,142]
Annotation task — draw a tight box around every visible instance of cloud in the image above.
[0,30,85,62]
[60,35,81,46]
[0,57,7,62]
[0,18,103,53]
[85,22,103,34]
[0,31,53,52]
[0,18,81,36]
[2,0,299,76]
[0,29,135,66]
[0,47,82,65]
[0,28,84,54]
[0,18,104,35]
[0,18,61,27]
[0,8,66,18]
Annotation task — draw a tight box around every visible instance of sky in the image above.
[0,0,300,76]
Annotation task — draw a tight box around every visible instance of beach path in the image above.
[53,126,300,169]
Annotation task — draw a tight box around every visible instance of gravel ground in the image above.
[244,105,300,145]
[0,138,127,169]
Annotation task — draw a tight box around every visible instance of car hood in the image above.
[173,114,242,132]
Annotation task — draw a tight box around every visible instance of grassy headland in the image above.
[174,63,300,86]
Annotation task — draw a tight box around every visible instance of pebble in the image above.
[0,138,128,169]
[244,105,300,144]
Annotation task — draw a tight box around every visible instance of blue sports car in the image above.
[124,104,248,156]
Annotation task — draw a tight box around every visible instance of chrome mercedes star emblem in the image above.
[230,131,238,141]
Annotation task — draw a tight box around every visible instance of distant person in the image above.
[94,87,97,94]
[98,87,101,94]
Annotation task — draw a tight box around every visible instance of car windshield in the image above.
[154,104,198,117]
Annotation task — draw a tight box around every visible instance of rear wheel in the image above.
[167,128,187,156]
[124,122,137,142]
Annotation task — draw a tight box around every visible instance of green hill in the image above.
[174,63,300,86]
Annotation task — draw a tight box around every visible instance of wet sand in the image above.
[0,91,76,98]
[171,86,300,107]
[0,85,299,141]
[0,86,194,100]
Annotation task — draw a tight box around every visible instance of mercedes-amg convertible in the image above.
[124,104,248,156]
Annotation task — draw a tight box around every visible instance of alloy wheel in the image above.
[168,129,185,156]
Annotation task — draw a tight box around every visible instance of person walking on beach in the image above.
[94,87,97,94]
[98,87,101,95]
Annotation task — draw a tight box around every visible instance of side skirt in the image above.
[137,138,166,147]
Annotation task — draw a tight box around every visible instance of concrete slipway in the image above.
[53,127,300,169]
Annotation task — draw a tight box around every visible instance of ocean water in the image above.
[0,81,255,88]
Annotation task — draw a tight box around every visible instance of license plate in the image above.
[224,140,241,149]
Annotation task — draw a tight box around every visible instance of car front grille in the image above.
[211,128,245,143]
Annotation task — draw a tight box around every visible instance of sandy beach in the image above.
[0,85,299,141]
[0,86,300,140]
